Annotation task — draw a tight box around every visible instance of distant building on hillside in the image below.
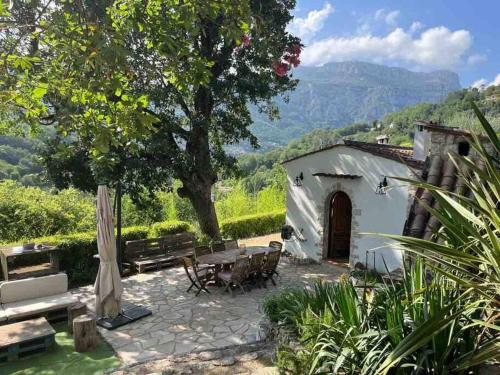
[281,121,486,273]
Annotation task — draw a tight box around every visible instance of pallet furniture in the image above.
[73,314,97,352]
[0,317,55,362]
[0,273,78,323]
[0,245,59,281]
[125,232,196,273]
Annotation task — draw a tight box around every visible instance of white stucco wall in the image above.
[283,146,413,273]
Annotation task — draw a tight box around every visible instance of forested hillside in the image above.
[0,136,44,185]
[246,61,461,151]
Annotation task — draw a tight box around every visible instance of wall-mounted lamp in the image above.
[293,172,304,187]
[375,176,388,195]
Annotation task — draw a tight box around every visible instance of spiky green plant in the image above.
[376,102,500,373]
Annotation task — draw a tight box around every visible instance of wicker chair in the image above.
[212,242,226,253]
[217,256,250,296]
[269,241,283,252]
[182,257,213,296]
[247,252,266,288]
[262,250,281,286]
[224,240,239,251]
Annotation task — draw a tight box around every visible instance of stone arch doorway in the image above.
[327,191,352,259]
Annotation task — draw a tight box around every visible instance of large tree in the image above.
[1,0,301,239]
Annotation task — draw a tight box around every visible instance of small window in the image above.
[458,141,470,156]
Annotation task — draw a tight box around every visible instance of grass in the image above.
[0,323,120,375]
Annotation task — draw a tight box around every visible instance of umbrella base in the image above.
[96,301,152,330]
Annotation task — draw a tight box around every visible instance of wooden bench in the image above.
[125,232,196,273]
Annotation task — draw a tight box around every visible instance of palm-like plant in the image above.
[377,102,500,373]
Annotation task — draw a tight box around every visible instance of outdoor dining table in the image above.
[196,246,274,286]
[196,246,273,266]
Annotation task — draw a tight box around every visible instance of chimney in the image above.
[413,121,430,161]
[376,134,389,144]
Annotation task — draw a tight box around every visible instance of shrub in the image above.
[0,180,96,243]
[148,220,192,237]
[220,210,285,239]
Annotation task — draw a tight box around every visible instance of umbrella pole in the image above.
[116,181,123,275]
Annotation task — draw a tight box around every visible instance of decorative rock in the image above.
[199,350,222,361]
[236,352,259,362]
[73,314,97,352]
[214,356,236,366]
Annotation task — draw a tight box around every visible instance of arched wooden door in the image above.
[328,191,352,259]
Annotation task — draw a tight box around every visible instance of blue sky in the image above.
[287,1,499,87]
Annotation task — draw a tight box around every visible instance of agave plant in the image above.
[376,102,500,373]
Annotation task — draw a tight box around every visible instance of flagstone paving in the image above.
[73,259,345,365]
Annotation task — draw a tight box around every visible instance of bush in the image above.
[220,210,285,239]
[148,220,192,237]
[0,180,96,243]
[267,262,496,374]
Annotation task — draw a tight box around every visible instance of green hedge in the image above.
[148,220,192,237]
[6,221,191,286]
[220,210,285,240]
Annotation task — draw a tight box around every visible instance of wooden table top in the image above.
[0,245,57,258]
[0,317,55,347]
[197,246,273,265]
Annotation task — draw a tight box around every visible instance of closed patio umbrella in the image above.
[94,185,123,318]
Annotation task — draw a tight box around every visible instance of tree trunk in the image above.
[179,178,221,241]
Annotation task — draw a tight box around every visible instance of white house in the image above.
[282,121,484,273]
[282,136,425,272]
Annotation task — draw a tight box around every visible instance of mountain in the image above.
[238,85,500,190]
[249,61,461,150]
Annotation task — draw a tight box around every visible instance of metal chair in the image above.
[224,240,239,250]
[217,255,250,297]
[262,250,281,286]
[269,241,283,252]
[247,252,266,288]
[182,257,213,296]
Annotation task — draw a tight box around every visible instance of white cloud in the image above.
[471,78,488,89]
[492,74,500,86]
[374,9,400,25]
[301,26,473,69]
[409,21,423,33]
[472,74,500,89]
[385,10,400,25]
[374,9,385,21]
[470,73,500,89]
[467,53,487,65]
[288,3,334,43]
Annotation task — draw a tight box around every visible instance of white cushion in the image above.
[0,306,7,322]
[0,273,68,304]
[2,292,77,320]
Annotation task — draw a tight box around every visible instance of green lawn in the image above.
[0,323,120,375]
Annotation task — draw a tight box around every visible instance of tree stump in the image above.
[68,302,87,334]
[73,314,97,352]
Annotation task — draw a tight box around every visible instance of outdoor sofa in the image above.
[0,273,78,323]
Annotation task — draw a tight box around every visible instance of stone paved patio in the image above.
[74,259,345,365]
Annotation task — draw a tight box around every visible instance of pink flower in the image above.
[288,43,302,56]
[284,54,301,67]
[272,61,289,77]
[242,35,251,47]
